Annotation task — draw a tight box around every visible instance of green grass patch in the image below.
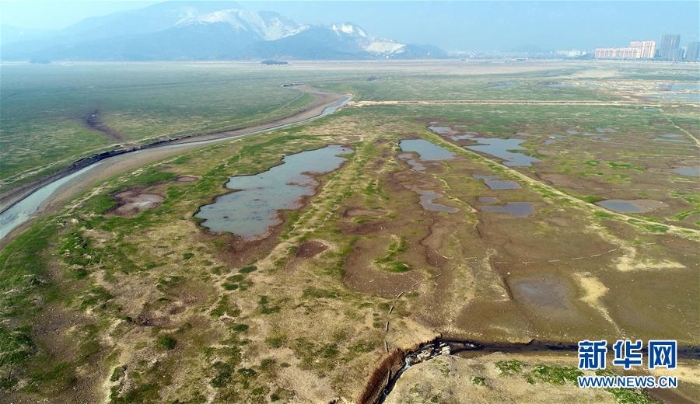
[471,376,486,386]
[239,265,257,274]
[583,195,604,203]
[375,236,411,272]
[529,364,582,385]
[156,334,177,350]
[495,360,523,376]
[607,161,644,171]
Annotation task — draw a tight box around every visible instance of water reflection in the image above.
[195,145,351,239]
[481,202,534,217]
[466,138,540,167]
[400,139,454,160]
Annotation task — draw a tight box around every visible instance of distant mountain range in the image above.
[0,1,446,61]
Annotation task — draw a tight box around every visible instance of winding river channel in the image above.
[0,90,351,241]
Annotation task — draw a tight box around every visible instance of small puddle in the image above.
[674,167,700,176]
[484,180,521,190]
[466,138,540,167]
[596,199,668,214]
[491,81,516,89]
[418,190,458,213]
[545,134,564,145]
[669,83,700,91]
[565,129,610,141]
[195,145,351,239]
[473,174,521,190]
[653,134,689,144]
[646,93,700,102]
[398,153,425,171]
[400,139,454,160]
[427,126,454,135]
[509,276,572,310]
[451,133,477,141]
[478,196,499,204]
[480,202,534,217]
[546,82,598,88]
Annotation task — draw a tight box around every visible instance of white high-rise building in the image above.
[629,41,656,59]
[595,40,656,60]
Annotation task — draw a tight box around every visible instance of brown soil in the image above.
[176,175,199,182]
[343,208,386,218]
[295,241,328,258]
[108,188,164,217]
[626,199,669,212]
[343,237,423,298]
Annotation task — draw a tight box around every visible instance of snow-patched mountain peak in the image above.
[330,22,406,55]
[175,6,304,40]
[366,40,406,54]
[331,23,368,38]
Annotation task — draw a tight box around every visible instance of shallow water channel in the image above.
[195,145,351,239]
[0,164,102,239]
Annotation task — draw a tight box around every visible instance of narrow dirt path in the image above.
[658,107,700,147]
[421,131,700,240]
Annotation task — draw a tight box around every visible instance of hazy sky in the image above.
[2,1,698,51]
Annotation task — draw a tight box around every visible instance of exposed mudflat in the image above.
[109,189,164,217]
[295,240,328,258]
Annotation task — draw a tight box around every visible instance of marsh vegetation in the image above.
[1,60,698,403]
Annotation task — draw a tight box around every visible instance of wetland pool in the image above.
[473,175,521,190]
[418,190,458,213]
[480,202,534,217]
[596,199,668,214]
[484,180,521,190]
[398,153,425,171]
[465,138,540,167]
[674,167,700,176]
[195,145,351,239]
[399,139,454,160]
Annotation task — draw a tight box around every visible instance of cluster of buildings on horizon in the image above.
[593,35,699,62]
[457,34,699,61]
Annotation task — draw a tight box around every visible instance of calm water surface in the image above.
[195,145,351,239]
[466,138,540,167]
[596,200,644,213]
[481,202,534,217]
[400,139,454,160]
[418,190,458,213]
[674,167,700,176]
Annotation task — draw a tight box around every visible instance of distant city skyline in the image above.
[1,1,698,52]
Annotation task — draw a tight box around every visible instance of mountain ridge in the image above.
[1,1,446,61]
